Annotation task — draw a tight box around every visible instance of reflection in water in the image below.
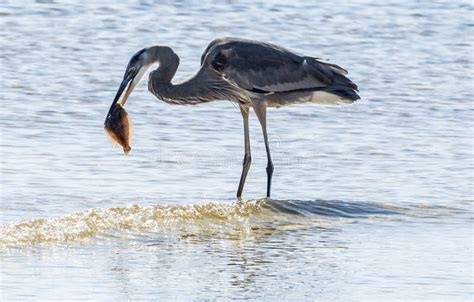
[95,207,350,300]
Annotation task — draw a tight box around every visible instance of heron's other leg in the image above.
[253,100,274,198]
[237,105,251,199]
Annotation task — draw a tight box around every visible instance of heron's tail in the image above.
[306,57,360,102]
[324,85,360,102]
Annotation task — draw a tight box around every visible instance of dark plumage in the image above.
[201,38,359,102]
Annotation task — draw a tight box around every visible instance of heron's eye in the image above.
[130,67,136,73]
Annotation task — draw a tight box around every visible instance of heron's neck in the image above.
[148,47,215,105]
[150,46,180,84]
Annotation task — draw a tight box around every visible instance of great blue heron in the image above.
[107,37,359,198]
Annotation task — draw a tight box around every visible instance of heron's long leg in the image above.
[253,100,274,198]
[237,105,251,199]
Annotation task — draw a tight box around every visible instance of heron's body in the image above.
[107,37,359,198]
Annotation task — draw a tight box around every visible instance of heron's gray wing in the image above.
[207,41,355,94]
[201,39,222,66]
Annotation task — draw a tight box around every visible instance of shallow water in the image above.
[1,0,473,300]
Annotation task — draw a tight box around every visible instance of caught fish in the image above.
[104,103,132,155]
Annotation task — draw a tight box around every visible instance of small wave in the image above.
[264,199,401,217]
[0,199,406,247]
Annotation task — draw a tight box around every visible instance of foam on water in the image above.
[1,199,457,247]
[0,200,263,246]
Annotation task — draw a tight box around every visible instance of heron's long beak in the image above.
[106,71,136,120]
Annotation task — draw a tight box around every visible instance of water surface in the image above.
[0,0,473,300]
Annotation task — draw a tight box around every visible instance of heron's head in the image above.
[111,47,159,107]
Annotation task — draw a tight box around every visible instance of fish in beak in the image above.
[104,102,132,155]
[104,68,138,155]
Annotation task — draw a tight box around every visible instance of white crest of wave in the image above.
[0,200,270,246]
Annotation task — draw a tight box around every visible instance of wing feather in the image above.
[201,38,359,99]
